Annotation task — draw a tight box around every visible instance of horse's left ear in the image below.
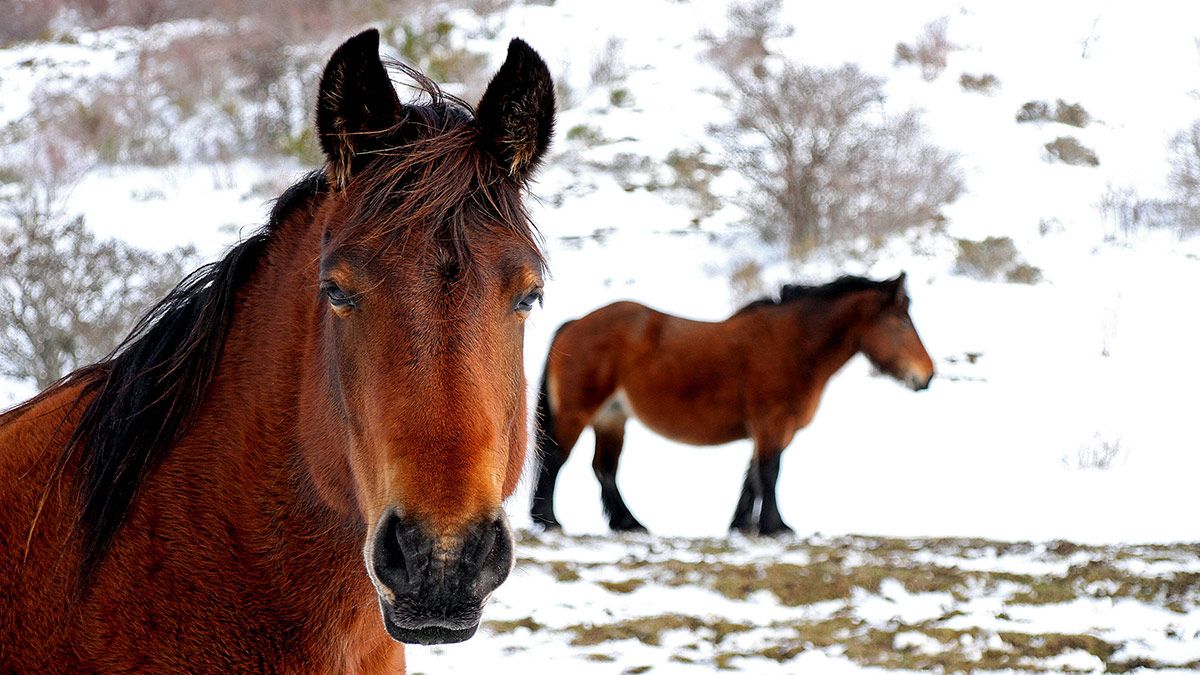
[316,29,404,190]
[891,272,908,304]
[477,39,555,179]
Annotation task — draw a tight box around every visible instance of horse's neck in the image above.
[785,293,874,385]
[161,215,370,631]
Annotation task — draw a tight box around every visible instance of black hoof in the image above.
[758,522,795,537]
[530,513,562,531]
[609,514,647,532]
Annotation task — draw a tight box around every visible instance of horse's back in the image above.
[0,386,89,670]
[548,301,755,445]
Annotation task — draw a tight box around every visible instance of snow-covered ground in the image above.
[2,0,1199,671]
[404,532,1200,673]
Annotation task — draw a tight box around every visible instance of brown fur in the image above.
[533,275,934,534]
[0,32,552,673]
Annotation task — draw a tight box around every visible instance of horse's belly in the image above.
[617,389,746,446]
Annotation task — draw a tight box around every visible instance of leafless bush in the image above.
[716,63,962,256]
[1062,435,1124,471]
[1054,101,1090,128]
[591,37,629,87]
[1168,120,1200,234]
[1,0,60,45]
[954,236,1040,284]
[386,14,488,95]
[1097,185,1193,240]
[1016,100,1052,124]
[729,259,764,302]
[1045,136,1098,166]
[959,73,999,94]
[1016,99,1090,128]
[665,147,723,220]
[0,142,197,389]
[705,0,790,77]
[894,18,955,81]
[74,0,200,28]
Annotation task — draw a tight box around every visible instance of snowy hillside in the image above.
[2,0,1199,671]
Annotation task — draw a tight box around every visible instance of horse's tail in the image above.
[530,320,573,529]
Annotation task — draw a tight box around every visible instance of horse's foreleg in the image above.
[729,456,762,533]
[755,449,794,536]
[592,420,645,532]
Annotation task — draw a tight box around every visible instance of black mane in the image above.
[48,171,324,584]
[734,275,893,315]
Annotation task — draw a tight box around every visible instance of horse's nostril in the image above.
[474,518,513,597]
[371,512,513,602]
[373,511,437,594]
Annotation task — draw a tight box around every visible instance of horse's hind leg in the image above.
[530,372,589,530]
[591,398,644,532]
[530,447,566,529]
[729,457,762,534]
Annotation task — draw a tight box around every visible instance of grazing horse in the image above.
[530,274,934,536]
[0,30,554,672]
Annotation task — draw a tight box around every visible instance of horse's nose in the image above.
[909,371,934,391]
[370,510,513,645]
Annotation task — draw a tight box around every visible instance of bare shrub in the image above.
[705,0,790,77]
[959,73,999,94]
[1017,99,1090,127]
[1045,136,1098,167]
[1168,120,1200,235]
[1054,100,1090,128]
[664,147,723,220]
[78,0,200,27]
[1,0,60,45]
[565,124,608,146]
[386,13,488,95]
[1062,435,1124,471]
[609,87,633,108]
[591,37,629,87]
[0,143,197,389]
[729,259,764,302]
[955,236,1040,283]
[716,62,962,256]
[1005,263,1043,285]
[894,18,955,81]
[1016,100,1052,124]
[1097,184,1192,240]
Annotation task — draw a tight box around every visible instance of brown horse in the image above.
[530,274,934,535]
[0,30,554,672]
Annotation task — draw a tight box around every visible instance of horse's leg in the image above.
[530,411,585,530]
[591,407,645,532]
[755,449,794,536]
[729,456,762,533]
[530,449,566,530]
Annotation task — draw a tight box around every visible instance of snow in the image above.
[3,0,1200,672]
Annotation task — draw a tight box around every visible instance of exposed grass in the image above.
[598,578,646,594]
[566,614,752,647]
[484,616,544,634]
[511,533,1200,671]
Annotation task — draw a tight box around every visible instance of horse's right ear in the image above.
[316,29,404,190]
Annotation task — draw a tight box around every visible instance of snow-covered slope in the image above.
[4,1,1199,672]
[2,0,1197,543]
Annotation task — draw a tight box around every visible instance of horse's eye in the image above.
[320,280,356,309]
[515,289,543,313]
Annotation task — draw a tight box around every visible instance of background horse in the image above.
[0,30,553,672]
[530,274,934,536]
